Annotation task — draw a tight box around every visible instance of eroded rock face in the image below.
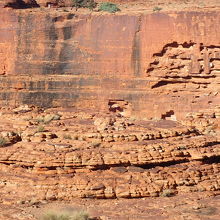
[0,10,219,121]
[2,0,39,8]
[0,106,218,203]
[0,7,219,203]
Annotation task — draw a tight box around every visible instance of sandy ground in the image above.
[0,192,219,219]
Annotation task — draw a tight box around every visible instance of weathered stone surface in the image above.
[0,0,219,209]
[2,0,39,8]
[0,106,218,202]
[0,9,219,120]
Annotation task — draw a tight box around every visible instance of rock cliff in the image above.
[0,106,219,203]
[0,5,219,204]
[0,8,219,120]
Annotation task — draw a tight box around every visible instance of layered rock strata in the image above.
[0,107,219,202]
[0,6,219,203]
[0,9,219,120]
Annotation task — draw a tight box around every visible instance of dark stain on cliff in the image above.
[28,81,46,91]
[15,14,22,71]
[20,91,80,107]
[57,24,85,74]
[63,26,72,40]
[42,20,76,74]
[47,78,98,90]
[16,14,35,74]
[47,17,59,41]
[56,25,75,74]
[0,92,11,101]
[59,42,74,62]
[131,16,141,77]
[20,92,58,107]
[42,15,59,74]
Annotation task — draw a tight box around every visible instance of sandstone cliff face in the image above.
[0,8,219,204]
[0,9,219,120]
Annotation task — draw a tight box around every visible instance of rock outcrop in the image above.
[0,105,219,203]
[0,9,219,120]
[2,0,39,8]
[0,5,219,204]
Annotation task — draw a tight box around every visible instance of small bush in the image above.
[36,114,61,124]
[177,145,187,150]
[52,114,61,121]
[36,125,45,133]
[71,210,89,220]
[99,2,120,13]
[63,134,72,140]
[90,140,101,147]
[40,210,89,220]
[41,211,71,220]
[153,6,162,12]
[72,0,97,10]
[160,189,174,197]
[43,115,55,124]
[0,136,7,147]
[36,116,45,123]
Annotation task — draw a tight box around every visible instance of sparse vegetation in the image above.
[153,6,162,12]
[44,115,56,124]
[40,210,89,220]
[63,134,72,140]
[36,114,61,124]
[99,2,120,13]
[53,114,62,121]
[36,125,45,133]
[90,140,101,147]
[36,116,45,123]
[72,0,97,11]
[41,211,71,220]
[160,189,174,197]
[0,136,7,147]
[71,210,89,220]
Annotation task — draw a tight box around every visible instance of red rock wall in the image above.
[0,9,219,119]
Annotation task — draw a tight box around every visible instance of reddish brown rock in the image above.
[2,0,39,8]
[0,106,218,203]
[0,8,219,121]
[0,0,219,211]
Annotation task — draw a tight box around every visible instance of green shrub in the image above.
[71,210,89,220]
[72,0,97,10]
[99,2,120,13]
[0,136,7,147]
[153,6,162,12]
[90,140,101,147]
[36,114,61,124]
[160,189,174,197]
[52,114,61,121]
[41,211,71,220]
[40,210,89,220]
[36,125,45,133]
[36,116,45,123]
[63,134,72,140]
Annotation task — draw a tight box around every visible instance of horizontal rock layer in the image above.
[0,107,219,202]
[0,7,219,203]
[0,9,219,120]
